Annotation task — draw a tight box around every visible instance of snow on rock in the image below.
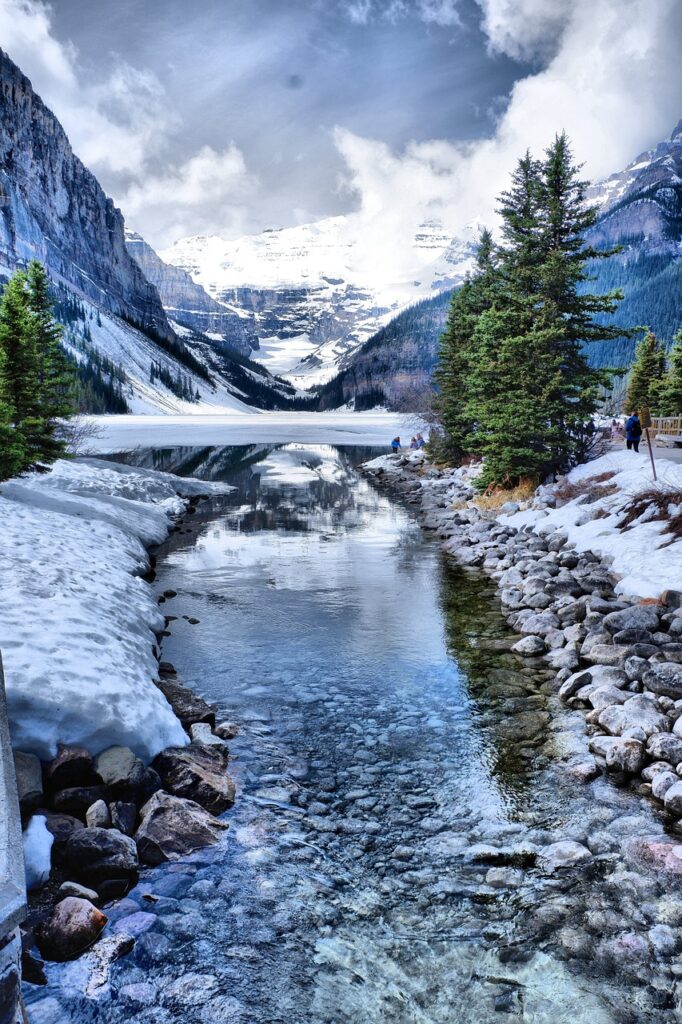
[23,815,54,890]
[500,451,682,599]
[0,459,230,761]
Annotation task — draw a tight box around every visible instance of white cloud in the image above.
[0,0,257,248]
[334,0,682,286]
[121,145,257,249]
[416,0,462,28]
[0,0,175,176]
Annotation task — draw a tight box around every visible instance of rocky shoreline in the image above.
[16,493,240,982]
[363,451,682,849]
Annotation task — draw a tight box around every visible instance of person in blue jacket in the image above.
[390,437,401,454]
[625,412,642,452]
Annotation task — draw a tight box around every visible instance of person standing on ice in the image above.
[625,412,642,452]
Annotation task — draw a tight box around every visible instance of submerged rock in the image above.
[538,841,592,872]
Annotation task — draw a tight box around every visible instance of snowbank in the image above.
[0,458,228,761]
[500,451,682,599]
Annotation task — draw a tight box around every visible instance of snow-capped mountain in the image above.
[161,217,476,386]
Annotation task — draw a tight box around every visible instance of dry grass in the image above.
[619,487,682,538]
[474,477,538,511]
[553,471,617,507]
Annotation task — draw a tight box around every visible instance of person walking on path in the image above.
[625,412,643,452]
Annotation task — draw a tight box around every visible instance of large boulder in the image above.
[538,841,592,872]
[152,745,235,814]
[643,663,682,700]
[13,751,43,814]
[44,745,96,792]
[519,612,560,636]
[135,791,229,865]
[664,782,682,817]
[37,898,107,961]
[603,605,660,635]
[155,675,216,729]
[62,828,138,894]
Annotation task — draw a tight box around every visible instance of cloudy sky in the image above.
[1,0,681,251]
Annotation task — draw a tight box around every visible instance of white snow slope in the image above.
[161,217,476,384]
[0,458,229,761]
[501,450,682,599]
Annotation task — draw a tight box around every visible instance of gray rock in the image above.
[485,867,524,888]
[58,881,99,902]
[519,611,560,635]
[586,685,630,712]
[53,786,109,816]
[664,781,682,817]
[647,733,682,765]
[624,656,649,682]
[598,695,668,738]
[612,628,655,645]
[558,669,593,700]
[14,751,43,812]
[643,663,682,699]
[214,721,239,740]
[189,723,226,746]
[603,605,660,635]
[86,800,111,829]
[584,644,630,667]
[539,841,592,872]
[651,771,679,801]
[512,635,547,656]
[152,744,235,813]
[605,738,645,774]
[37,897,107,961]
[134,791,229,865]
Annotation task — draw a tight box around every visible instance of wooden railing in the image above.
[652,416,682,437]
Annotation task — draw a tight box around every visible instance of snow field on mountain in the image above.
[501,450,682,599]
[0,459,229,761]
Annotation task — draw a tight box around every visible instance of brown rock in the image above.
[152,744,235,813]
[44,744,96,792]
[37,898,107,961]
[135,791,229,865]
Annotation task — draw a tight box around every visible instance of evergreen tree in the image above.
[0,344,25,479]
[625,330,666,413]
[0,271,40,423]
[25,261,74,461]
[433,230,499,462]
[658,330,682,415]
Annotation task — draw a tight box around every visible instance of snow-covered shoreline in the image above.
[0,458,229,761]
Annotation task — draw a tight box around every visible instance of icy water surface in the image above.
[30,443,682,1023]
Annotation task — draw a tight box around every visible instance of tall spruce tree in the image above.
[25,260,74,461]
[0,343,25,480]
[0,271,40,424]
[625,331,666,413]
[433,229,499,462]
[658,330,682,416]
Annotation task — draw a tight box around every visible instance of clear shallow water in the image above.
[29,444,682,1023]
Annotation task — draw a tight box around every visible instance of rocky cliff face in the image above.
[0,48,174,344]
[125,231,257,356]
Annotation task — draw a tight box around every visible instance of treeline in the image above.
[434,134,628,490]
[149,360,201,402]
[625,330,682,415]
[0,262,76,479]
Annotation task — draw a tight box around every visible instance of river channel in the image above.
[29,442,682,1023]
